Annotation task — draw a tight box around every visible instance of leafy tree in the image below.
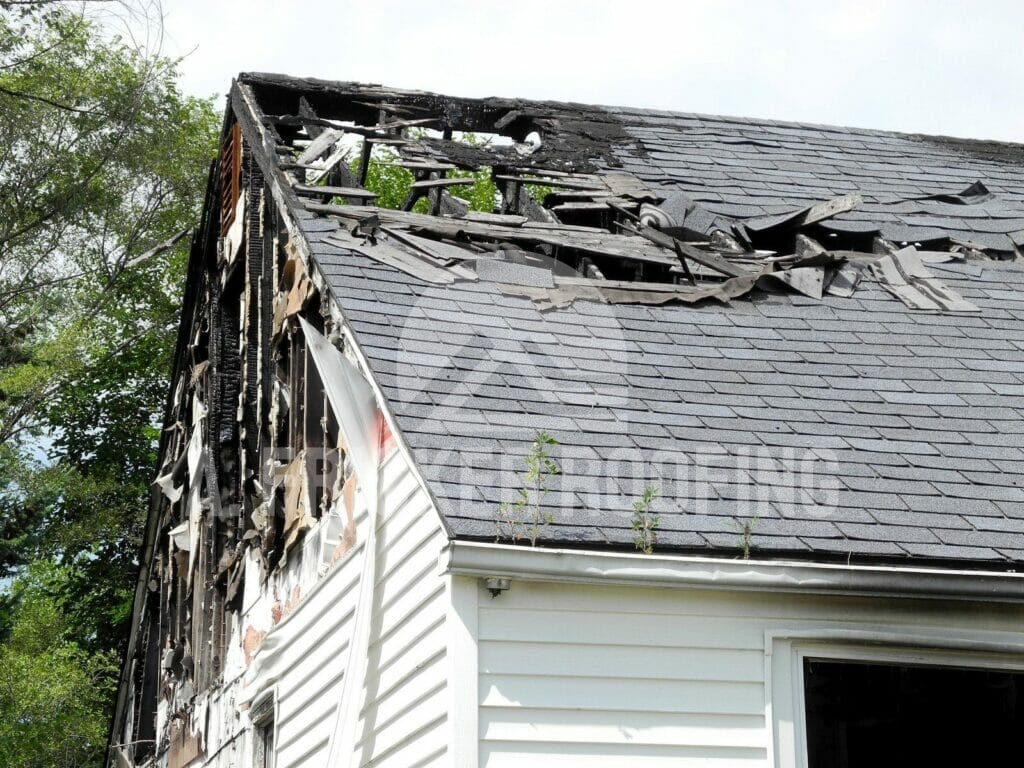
[0,4,217,762]
[0,563,120,768]
[0,14,217,735]
[0,0,218,614]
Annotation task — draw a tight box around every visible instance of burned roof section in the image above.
[231,73,1024,568]
[241,72,641,173]
[237,72,1021,315]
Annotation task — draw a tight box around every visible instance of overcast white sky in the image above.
[159,0,1024,142]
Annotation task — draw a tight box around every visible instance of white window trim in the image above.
[250,689,277,768]
[765,628,1024,768]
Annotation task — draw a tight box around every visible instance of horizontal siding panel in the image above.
[479,640,763,683]
[361,718,448,768]
[276,602,354,682]
[476,578,1024,766]
[374,525,444,604]
[379,450,415,492]
[373,573,445,650]
[357,687,448,759]
[262,542,363,659]
[480,673,764,716]
[277,729,329,768]
[239,445,448,767]
[277,702,334,755]
[277,658,345,733]
[359,455,449,766]
[374,625,446,699]
[362,655,448,734]
[496,581,1024,628]
[481,740,766,767]
[375,539,444,614]
[372,589,445,673]
[273,609,354,695]
[481,707,767,748]
[375,478,431,538]
[479,607,765,650]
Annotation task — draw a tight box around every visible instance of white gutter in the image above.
[442,540,1024,603]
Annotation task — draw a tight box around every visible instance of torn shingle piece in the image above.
[742,193,863,233]
[869,246,979,312]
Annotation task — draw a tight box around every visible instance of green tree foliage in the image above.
[0,563,119,768]
[0,4,217,444]
[0,4,219,758]
[355,132,499,213]
[447,165,498,212]
[357,146,421,210]
[0,2,218,597]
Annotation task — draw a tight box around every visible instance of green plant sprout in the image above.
[632,486,660,554]
[496,431,560,546]
[732,514,760,560]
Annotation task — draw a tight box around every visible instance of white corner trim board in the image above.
[441,540,1024,603]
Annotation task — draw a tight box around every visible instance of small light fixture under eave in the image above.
[484,576,512,598]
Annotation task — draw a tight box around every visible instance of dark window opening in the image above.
[804,658,1024,768]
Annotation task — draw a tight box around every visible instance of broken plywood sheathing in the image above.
[295,127,345,166]
[292,184,378,202]
[324,228,471,285]
[308,194,980,311]
[744,193,864,235]
[309,202,683,268]
[274,240,317,334]
[167,712,203,768]
[282,452,313,552]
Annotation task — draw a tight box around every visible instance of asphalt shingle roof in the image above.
[611,109,1024,252]
[246,77,1024,567]
[300,217,1024,566]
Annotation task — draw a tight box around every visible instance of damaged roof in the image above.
[234,73,1024,568]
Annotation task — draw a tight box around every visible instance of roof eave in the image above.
[443,539,1024,603]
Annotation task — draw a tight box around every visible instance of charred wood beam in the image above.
[293,184,378,201]
[618,219,752,279]
[399,177,476,213]
[498,177,558,224]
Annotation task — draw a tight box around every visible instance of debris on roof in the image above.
[240,75,1014,315]
[870,246,979,312]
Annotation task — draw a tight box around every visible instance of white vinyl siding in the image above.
[474,577,1024,767]
[270,448,449,768]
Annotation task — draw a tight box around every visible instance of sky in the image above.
[157,0,1024,143]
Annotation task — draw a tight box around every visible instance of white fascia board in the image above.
[441,540,1024,604]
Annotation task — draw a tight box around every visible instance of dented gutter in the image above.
[442,541,1024,604]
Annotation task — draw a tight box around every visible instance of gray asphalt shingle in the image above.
[257,78,1024,567]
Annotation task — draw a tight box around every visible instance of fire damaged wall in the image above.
[108,107,407,767]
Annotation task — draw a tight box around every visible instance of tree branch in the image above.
[0,84,96,115]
